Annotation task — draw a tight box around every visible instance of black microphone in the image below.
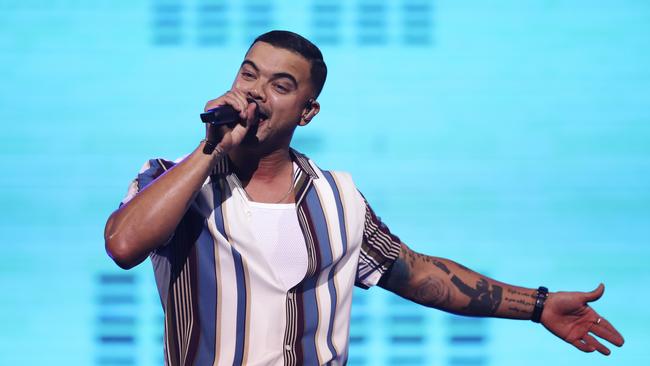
[200,105,240,126]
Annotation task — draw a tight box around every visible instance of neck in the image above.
[229,145,292,183]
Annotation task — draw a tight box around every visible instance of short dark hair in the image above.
[250,30,327,98]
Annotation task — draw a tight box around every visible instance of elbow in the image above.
[105,235,141,270]
[104,216,144,269]
[104,216,142,270]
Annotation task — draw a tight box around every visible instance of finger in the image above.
[582,334,611,355]
[244,102,258,125]
[230,88,249,102]
[204,92,246,114]
[223,94,247,119]
[571,339,595,353]
[228,90,249,118]
[226,92,247,111]
[583,283,605,303]
[230,88,248,100]
[227,102,256,139]
[204,98,222,112]
[591,317,625,347]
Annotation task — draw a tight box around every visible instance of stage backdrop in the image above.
[1,0,648,365]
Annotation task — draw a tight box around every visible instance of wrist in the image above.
[201,138,225,155]
[201,138,217,154]
[198,140,227,170]
[531,286,549,323]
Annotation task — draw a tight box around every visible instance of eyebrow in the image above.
[241,60,298,88]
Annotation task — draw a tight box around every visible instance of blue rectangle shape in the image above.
[448,356,487,366]
[197,4,227,13]
[449,335,485,344]
[390,336,424,344]
[98,335,135,344]
[98,316,135,325]
[98,274,135,285]
[312,4,341,13]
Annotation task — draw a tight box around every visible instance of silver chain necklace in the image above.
[244,181,294,204]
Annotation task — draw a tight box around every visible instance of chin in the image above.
[241,131,274,150]
[240,134,261,146]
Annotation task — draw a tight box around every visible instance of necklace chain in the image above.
[273,184,294,204]
[240,162,295,204]
[244,181,294,204]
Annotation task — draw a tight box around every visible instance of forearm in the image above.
[104,141,220,269]
[380,244,537,319]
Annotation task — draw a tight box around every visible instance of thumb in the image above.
[583,283,605,303]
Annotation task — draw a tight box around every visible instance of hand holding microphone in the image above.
[201,90,258,155]
[201,104,241,126]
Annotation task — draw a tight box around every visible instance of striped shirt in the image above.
[121,149,402,365]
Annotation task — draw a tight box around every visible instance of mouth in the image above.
[257,110,270,125]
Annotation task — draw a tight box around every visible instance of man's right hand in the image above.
[204,90,258,154]
[105,90,258,269]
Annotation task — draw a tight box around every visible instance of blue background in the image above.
[1,0,648,365]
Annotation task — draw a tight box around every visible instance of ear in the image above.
[299,99,320,126]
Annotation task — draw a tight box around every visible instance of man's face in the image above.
[231,41,316,148]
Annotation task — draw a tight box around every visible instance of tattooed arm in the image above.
[378,242,536,319]
[378,243,625,355]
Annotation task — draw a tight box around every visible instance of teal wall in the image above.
[1,0,648,365]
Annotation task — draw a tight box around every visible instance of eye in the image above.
[241,71,256,80]
[273,83,290,93]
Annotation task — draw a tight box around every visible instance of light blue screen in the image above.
[1,0,649,365]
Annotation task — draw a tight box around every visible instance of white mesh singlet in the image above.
[248,201,308,290]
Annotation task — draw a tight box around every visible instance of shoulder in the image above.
[136,158,178,190]
[120,157,177,206]
[292,149,358,187]
[292,149,365,206]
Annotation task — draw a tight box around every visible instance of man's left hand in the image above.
[541,283,624,355]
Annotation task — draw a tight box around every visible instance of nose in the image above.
[247,80,266,102]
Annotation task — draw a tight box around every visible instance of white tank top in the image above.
[247,200,308,289]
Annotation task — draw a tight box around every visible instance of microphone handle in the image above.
[200,105,240,126]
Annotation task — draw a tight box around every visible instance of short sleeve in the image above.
[118,158,180,254]
[355,198,402,289]
[119,158,177,206]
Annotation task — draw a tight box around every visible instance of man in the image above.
[104,30,624,365]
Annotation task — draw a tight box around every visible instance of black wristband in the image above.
[531,286,549,323]
[202,139,218,155]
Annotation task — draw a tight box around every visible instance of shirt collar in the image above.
[211,148,318,205]
[212,147,318,180]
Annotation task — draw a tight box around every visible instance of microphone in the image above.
[200,105,240,126]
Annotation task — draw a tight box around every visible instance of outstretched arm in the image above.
[378,243,624,355]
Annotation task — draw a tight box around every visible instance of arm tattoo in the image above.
[503,288,535,314]
[380,244,504,316]
[410,250,503,315]
[411,250,450,274]
[453,277,503,315]
[413,275,452,308]
[379,253,453,309]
